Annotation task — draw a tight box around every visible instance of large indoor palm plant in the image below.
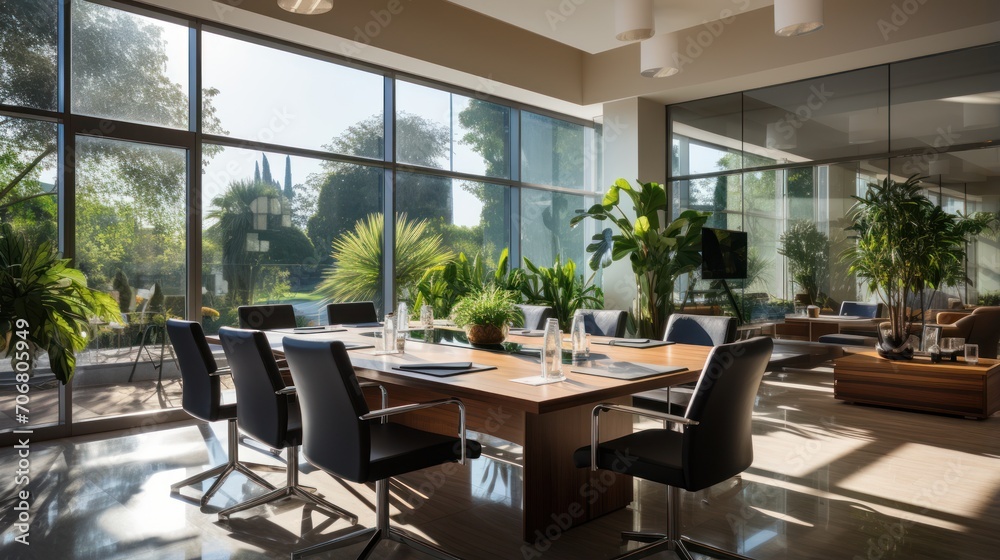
[845,175,997,359]
[571,179,710,338]
[0,223,119,383]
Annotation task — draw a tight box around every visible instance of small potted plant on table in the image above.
[451,285,520,345]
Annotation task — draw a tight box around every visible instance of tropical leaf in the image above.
[0,222,119,384]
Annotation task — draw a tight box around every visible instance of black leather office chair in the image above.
[633,314,740,414]
[663,313,738,346]
[326,301,379,325]
[237,304,297,330]
[574,337,772,560]
[216,327,357,525]
[283,337,482,560]
[515,304,556,330]
[165,319,275,505]
[575,308,628,338]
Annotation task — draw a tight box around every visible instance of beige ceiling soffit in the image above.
[583,0,1000,106]
[136,0,598,119]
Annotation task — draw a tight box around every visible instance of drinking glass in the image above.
[965,343,979,365]
[420,304,434,329]
[570,313,590,361]
[382,313,397,354]
[541,318,564,381]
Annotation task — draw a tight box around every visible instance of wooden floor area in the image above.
[1,365,998,559]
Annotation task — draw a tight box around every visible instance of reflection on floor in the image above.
[1,366,998,559]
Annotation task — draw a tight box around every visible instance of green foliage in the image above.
[316,213,453,312]
[571,179,711,338]
[111,269,132,313]
[306,113,451,265]
[779,221,830,306]
[451,285,520,329]
[521,256,603,331]
[0,223,119,384]
[979,291,1000,306]
[412,248,524,319]
[845,175,998,345]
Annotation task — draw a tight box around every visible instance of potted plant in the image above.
[571,179,711,338]
[0,223,119,384]
[845,175,997,360]
[451,285,520,345]
[778,220,829,307]
[521,255,603,331]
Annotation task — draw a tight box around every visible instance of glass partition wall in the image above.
[0,0,600,443]
[669,43,1000,320]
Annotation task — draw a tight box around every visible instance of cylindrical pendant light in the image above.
[774,0,824,37]
[277,0,333,15]
[640,33,680,78]
[616,0,655,42]
[766,122,797,150]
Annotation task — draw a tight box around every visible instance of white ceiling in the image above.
[444,0,774,54]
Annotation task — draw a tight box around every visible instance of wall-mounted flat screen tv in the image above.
[701,227,748,280]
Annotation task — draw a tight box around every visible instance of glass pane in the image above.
[891,43,1000,153]
[743,66,889,166]
[521,112,594,190]
[396,81,450,170]
[0,0,58,111]
[669,93,742,176]
[395,82,511,178]
[0,116,59,433]
[202,31,385,157]
[395,172,508,305]
[454,96,510,178]
[520,188,592,272]
[73,136,187,421]
[71,0,190,129]
[202,144,354,330]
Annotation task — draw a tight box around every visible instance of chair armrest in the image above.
[361,398,469,464]
[276,386,296,395]
[589,403,699,472]
[359,381,389,421]
[936,311,968,325]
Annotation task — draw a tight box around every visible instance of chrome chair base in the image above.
[171,419,276,506]
[291,479,460,560]
[217,445,357,525]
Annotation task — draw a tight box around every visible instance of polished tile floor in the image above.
[1,366,998,560]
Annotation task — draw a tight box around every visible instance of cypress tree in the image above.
[283,154,294,200]
[261,153,273,185]
[253,161,261,184]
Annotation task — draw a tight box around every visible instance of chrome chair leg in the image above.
[291,478,460,560]
[218,446,357,524]
[171,420,275,506]
[617,485,749,560]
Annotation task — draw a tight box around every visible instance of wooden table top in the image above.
[834,350,999,375]
[216,327,710,415]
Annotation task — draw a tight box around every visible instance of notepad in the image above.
[571,362,686,380]
[392,363,497,377]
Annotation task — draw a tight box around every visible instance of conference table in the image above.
[217,325,718,540]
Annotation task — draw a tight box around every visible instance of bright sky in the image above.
[155,22,487,228]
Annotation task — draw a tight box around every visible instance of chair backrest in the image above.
[218,327,291,447]
[283,338,373,484]
[326,301,378,325]
[682,336,772,491]
[165,319,221,422]
[663,314,737,346]
[516,304,556,330]
[575,308,628,338]
[237,304,297,330]
[963,306,1000,359]
[839,301,882,318]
